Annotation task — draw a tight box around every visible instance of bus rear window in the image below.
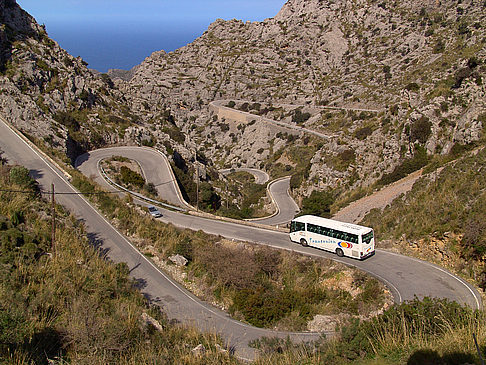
[290,221,305,232]
[362,231,374,244]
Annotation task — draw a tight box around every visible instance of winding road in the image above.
[0,119,482,360]
[249,177,300,226]
[220,168,299,226]
[75,147,482,310]
[220,167,270,185]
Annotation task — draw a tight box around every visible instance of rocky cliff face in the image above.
[121,0,485,196]
[0,0,151,163]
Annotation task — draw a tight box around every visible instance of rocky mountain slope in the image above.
[121,0,485,201]
[0,0,156,164]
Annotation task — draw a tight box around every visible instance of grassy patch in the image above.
[254,298,483,365]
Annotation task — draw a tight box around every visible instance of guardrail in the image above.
[98,160,187,212]
[245,175,288,222]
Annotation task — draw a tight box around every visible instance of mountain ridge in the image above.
[0,0,485,208]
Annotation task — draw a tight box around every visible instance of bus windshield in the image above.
[290,221,305,233]
[362,231,374,244]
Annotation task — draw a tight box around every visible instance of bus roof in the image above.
[292,215,372,235]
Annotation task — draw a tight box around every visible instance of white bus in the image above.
[290,215,375,260]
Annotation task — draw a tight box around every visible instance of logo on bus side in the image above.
[338,241,353,249]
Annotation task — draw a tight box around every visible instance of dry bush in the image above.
[194,243,260,290]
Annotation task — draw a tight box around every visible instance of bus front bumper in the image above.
[360,250,375,260]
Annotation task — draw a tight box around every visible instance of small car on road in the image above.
[148,205,162,218]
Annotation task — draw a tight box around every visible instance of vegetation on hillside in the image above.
[193,241,388,330]
[2,1,486,363]
[216,171,267,219]
[254,297,485,365]
[362,146,486,290]
[0,161,234,364]
[101,156,159,199]
[2,162,484,364]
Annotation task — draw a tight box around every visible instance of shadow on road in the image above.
[29,169,44,180]
[74,152,90,168]
[132,276,148,290]
[129,262,141,273]
[142,292,162,305]
[407,348,477,365]
[86,232,110,257]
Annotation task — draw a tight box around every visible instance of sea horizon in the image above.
[44,21,209,73]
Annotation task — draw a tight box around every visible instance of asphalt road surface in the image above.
[250,177,300,226]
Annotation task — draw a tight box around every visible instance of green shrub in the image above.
[120,166,145,188]
[53,111,81,132]
[230,287,300,327]
[239,102,249,112]
[332,297,475,361]
[301,190,334,217]
[355,126,373,140]
[143,182,158,197]
[339,149,356,164]
[35,59,50,72]
[170,161,197,205]
[410,116,432,144]
[162,126,185,144]
[290,171,304,189]
[172,237,194,262]
[9,166,39,195]
[219,122,230,132]
[405,82,420,92]
[199,182,221,211]
[250,103,261,111]
[292,109,311,124]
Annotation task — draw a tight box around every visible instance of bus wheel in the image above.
[300,239,308,247]
[336,248,344,257]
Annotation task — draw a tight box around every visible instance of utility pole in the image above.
[226,180,229,210]
[195,149,199,212]
[51,183,56,256]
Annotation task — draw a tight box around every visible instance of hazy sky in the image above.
[16,0,287,72]
[17,1,286,24]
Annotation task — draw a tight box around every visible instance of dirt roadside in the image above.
[333,169,423,224]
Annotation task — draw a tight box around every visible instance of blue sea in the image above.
[45,21,209,73]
